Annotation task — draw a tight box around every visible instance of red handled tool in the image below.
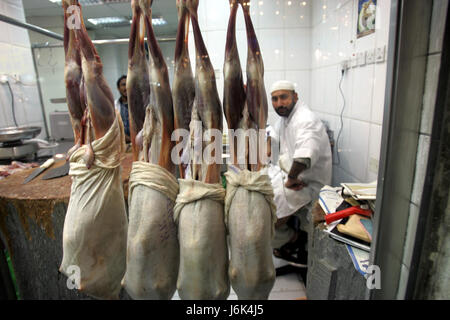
[325,205,372,225]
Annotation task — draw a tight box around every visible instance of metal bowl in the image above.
[0,126,42,143]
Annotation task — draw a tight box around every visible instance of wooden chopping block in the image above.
[0,153,133,299]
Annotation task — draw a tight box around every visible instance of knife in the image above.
[23,158,55,184]
[41,161,70,180]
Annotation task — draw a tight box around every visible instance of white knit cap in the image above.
[270,80,296,94]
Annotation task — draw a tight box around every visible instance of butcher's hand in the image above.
[285,177,307,191]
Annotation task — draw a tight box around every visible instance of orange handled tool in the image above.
[325,205,372,225]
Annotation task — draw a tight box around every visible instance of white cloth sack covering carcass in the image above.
[224,165,277,300]
[60,112,128,300]
[174,179,229,300]
[122,161,179,300]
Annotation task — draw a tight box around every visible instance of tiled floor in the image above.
[172,256,307,300]
[269,256,307,300]
[172,273,306,300]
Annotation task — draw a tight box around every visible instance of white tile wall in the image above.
[0,85,13,127]
[312,0,327,27]
[348,119,370,181]
[0,0,46,134]
[206,29,227,73]
[367,123,382,182]
[311,0,391,184]
[204,0,229,31]
[260,29,286,71]
[334,116,352,172]
[371,62,387,124]
[186,0,313,130]
[323,65,339,114]
[0,20,12,45]
[256,0,285,29]
[31,37,66,130]
[350,64,374,122]
[337,1,355,59]
[375,0,392,46]
[284,28,311,70]
[236,29,249,67]
[285,70,311,109]
[284,0,312,28]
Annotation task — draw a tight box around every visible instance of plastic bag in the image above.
[60,114,128,300]
[122,161,179,299]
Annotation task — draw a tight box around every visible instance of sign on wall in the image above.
[357,0,377,38]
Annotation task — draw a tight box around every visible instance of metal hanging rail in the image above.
[0,13,176,48]
[0,13,64,41]
[33,37,176,49]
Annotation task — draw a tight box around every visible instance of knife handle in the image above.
[325,206,372,225]
[40,158,55,169]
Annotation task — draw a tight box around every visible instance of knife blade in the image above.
[41,161,70,180]
[23,158,55,184]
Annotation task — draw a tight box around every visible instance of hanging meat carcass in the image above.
[223,0,277,300]
[121,0,180,300]
[172,0,195,179]
[223,0,246,167]
[62,0,83,158]
[125,0,149,162]
[173,0,229,300]
[59,0,128,300]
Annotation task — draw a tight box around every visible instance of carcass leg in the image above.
[127,0,149,161]
[63,0,84,159]
[239,0,268,172]
[140,0,176,174]
[224,0,246,167]
[142,105,157,163]
[187,0,223,184]
[173,0,195,178]
[74,2,116,139]
[189,106,202,181]
[82,109,95,169]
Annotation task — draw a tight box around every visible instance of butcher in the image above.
[268,80,332,268]
[114,75,131,144]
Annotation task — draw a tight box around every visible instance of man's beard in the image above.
[275,102,295,117]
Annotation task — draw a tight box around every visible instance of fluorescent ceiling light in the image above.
[152,17,167,26]
[88,16,127,25]
[49,0,131,5]
[129,17,167,26]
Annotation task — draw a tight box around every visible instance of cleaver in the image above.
[41,161,70,180]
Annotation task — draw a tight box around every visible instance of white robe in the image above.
[268,101,332,219]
